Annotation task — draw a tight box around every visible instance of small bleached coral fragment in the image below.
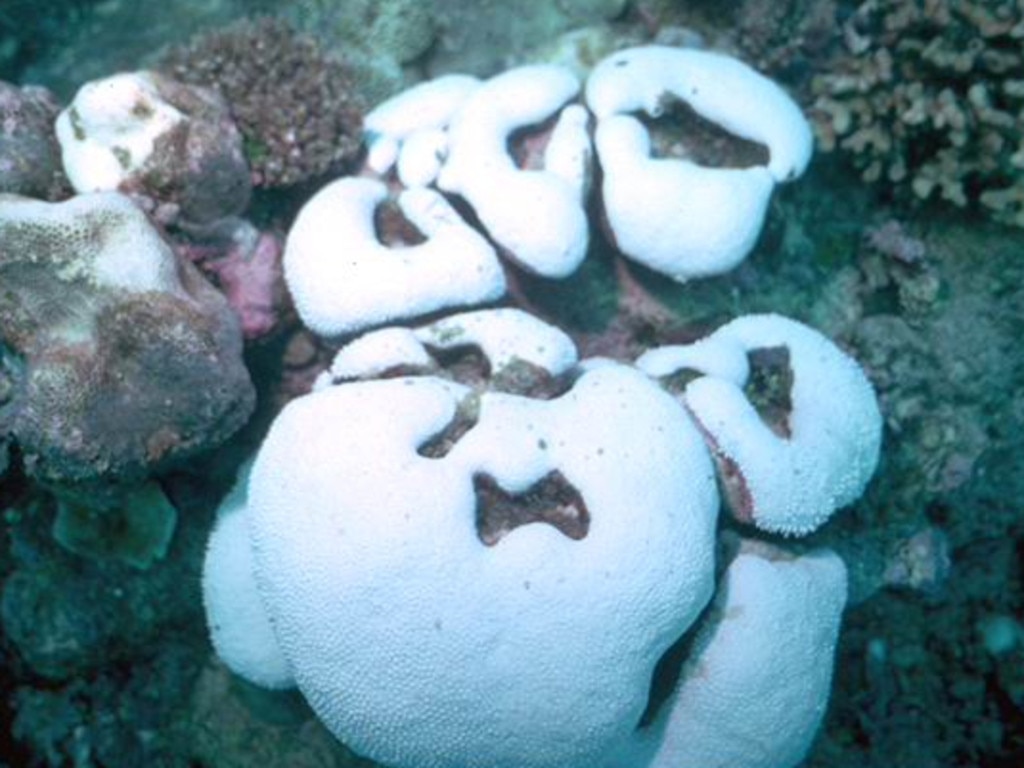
[283,176,506,337]
[56,71,185,191]
[363,73,482,184]
[641,314,882,534]
[414,308,579,378]
[586,46,812,281]
[315,327,435,387]
[438,64,591,278]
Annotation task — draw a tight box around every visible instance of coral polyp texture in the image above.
[159,17,364,188]
[204,310,857,768]
[0,192,255,495]
[638,314,883,534]
[812,0,1024,226]
[586,45,812,281]
[283,176,506,337]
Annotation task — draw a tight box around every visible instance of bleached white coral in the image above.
[438,64,591,278]
[283,176,506,336]
[56,71,186,192]
[641,314,882,534]
[586,46,813,281]
[212,360,718,768]
[363,74,482,185]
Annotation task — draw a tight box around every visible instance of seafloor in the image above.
[0,1,1022,767]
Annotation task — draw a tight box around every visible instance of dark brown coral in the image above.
[159,17,364,188]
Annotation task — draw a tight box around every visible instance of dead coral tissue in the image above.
[159,17,364,188]
[812,0,1024,227]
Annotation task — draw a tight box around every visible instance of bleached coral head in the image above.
[640,314,882,534]
[283,176,506,337]
[586,46,813,282]
[223,357,717,768]
[56,71,186,192]
[55,70,250,224]
[595,114,775,281]
[639,539,848,768]
[586,45,812,181]
[437,64,591,278]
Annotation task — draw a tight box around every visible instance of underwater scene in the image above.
[0,0,1022,766]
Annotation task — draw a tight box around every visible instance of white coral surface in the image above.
[283,176,506,336]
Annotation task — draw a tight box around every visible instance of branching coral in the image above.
[811,0,1024,227]
[159,17,363,188]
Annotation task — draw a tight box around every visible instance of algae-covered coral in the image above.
[160,17,364,188]
[812,0,1024,226]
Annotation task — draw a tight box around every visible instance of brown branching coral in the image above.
[158,17,364,188]
[811,0,1024,227]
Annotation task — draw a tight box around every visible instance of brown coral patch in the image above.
[643,98,770,169]
[159,17,364,188]
[744,345,793,438]
[474,470,589,546]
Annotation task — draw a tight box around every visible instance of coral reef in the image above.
[812,0,1024,226]
[206,308,861,768]
[159,17,364,188]
[2,5,1023,768]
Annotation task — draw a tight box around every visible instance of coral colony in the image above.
[204,46,882,768]
[6,41,882,768]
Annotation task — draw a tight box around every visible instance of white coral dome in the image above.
[241,362,718,768]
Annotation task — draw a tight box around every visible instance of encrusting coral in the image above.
[158,17,364,188]
[811,0,1024,227]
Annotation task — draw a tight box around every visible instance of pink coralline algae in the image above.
[178,224,286,341]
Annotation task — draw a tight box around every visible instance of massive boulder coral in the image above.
[812,0,1024,226]
[203,310,860,768]
[0,192,255,496]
